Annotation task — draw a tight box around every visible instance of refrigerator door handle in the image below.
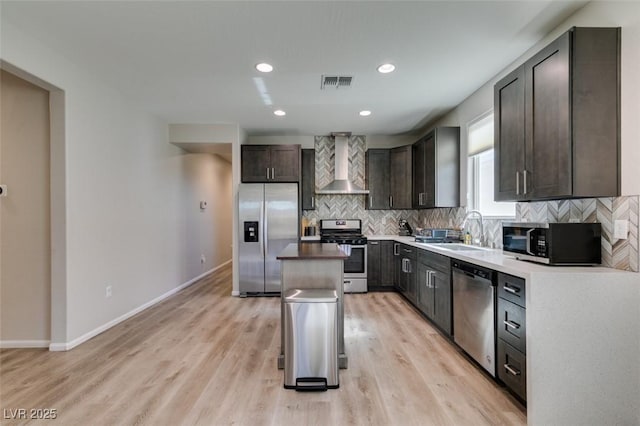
[260,200,265,257]
[263,199,268,255]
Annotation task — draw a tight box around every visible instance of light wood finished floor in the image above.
[0,264,526,425]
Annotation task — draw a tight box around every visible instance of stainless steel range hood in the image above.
[316,134,369,195]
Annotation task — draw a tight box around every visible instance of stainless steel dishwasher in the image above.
[452,259,496,377]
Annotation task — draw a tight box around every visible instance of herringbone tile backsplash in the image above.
[302,136,639,272]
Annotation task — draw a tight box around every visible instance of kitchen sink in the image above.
[425,243,489,252]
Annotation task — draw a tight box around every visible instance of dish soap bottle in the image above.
[464,231,472,245]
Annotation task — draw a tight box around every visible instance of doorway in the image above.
[0,69,51,347]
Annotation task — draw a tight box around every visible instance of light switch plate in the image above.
[614,220,628,239]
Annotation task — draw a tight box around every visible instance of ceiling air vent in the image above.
[321,75,353,90]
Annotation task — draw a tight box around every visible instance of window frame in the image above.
[466,111,516,219]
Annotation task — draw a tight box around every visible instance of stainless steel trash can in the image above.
[283,289,339,391]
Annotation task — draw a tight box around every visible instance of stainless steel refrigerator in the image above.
[238,183,299,294]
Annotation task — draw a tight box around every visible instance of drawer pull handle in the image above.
[369,241,379,245]
[403,249,411,253]
[504,364,521,376]
[503,284,520,295]
[504,320,520,330]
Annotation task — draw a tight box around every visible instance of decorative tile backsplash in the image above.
[516,197,639,272]
[302,136,639,272]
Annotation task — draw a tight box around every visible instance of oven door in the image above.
[343,244,367,278]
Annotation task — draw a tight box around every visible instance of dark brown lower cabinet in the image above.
[367,240,394,290]
[497,339,527,401]
[497,272,527,401]
[416,250,452,336]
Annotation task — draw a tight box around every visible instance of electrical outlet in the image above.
[106,285,112,298]
[614,220,628,239]
[200,255,206,264]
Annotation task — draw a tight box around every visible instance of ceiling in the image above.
[1,1,588,136]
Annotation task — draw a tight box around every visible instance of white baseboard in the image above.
[231,290,240,296]
[49,260,231,352]
[1,340,50,349]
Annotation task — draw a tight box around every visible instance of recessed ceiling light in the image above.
[273,109,286,116]
[377,63,396,74]
[256,62,274,73]
[359,110,372,117]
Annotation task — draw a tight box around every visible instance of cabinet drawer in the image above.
[400,245,417,260]
[497,339,527,401]
[498,298,526,353]
[417,249,450,273]
[498,273,526,308]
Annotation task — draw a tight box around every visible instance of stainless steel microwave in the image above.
[502,222,602,265]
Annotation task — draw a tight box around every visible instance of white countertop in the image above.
[367,235,636,280]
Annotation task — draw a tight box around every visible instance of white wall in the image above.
[183,154,233,278]
[429,1,640,200]
[247,135,314,149]
[1,21,232,347]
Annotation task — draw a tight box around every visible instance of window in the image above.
[467,112,515,217]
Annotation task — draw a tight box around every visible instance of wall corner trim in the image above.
[49,259,232,352]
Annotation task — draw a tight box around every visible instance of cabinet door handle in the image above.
[311,196,315,208]
[266,168,270,180]
[389,195,393,208]
[430,270,435,288]
[406,259,412,273]
[523,170,528,195]
[516,171,520,195]
[503,319,521,330]
[418,192,423,206]
[271,168,275,180]
[369,241,379,245]
[503,284,520,294]
[425,271,430,287]
[426,270,434,288]
[403,248,412,253]
[394,243,399,255]
[369,196,373,208]
[504,364,521,376]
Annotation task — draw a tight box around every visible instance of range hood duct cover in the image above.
[316,135,369,195]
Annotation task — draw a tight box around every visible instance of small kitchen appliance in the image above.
[502,222,601,265]
[319,219,367,293]
[398,219,413,236]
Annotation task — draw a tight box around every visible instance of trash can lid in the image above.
[283,289,338,303]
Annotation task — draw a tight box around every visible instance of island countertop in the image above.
[277,242,348,260]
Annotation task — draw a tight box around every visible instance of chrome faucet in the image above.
[462,210,484,246]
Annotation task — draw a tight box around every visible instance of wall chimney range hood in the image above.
[316,132,369,195]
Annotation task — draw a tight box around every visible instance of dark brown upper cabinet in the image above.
[241,144,300,183]
[412,127,460,208]
[301,149,315,210]
[389,145,413,209]
[494,27,620,202]
[365,149,391,210]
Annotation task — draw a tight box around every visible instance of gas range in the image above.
[319,219,368,293]
[319,219,367,245]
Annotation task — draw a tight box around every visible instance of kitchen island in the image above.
[277,243,349,369]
